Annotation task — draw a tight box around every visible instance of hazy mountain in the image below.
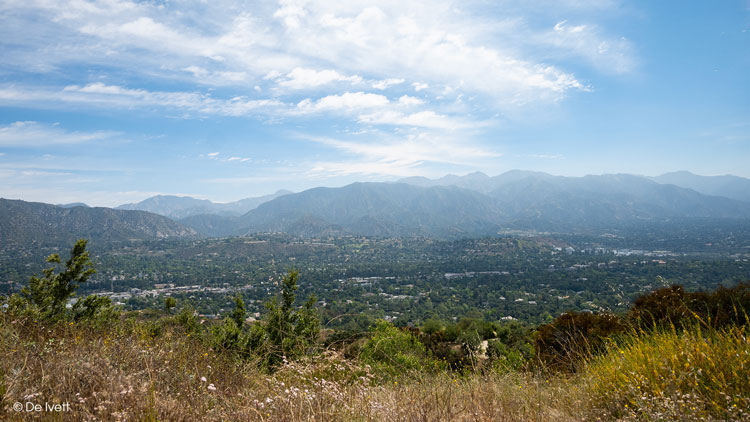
[116,190,292,219]
[0,198,197,246]
[56,202,90,208]
[227,177,749,237]
[9,172,750,242]
[178,214,240,238]
[487,173,750,230]
[235,183,505,238]
[398,170,555,193]
[651,171,750,203]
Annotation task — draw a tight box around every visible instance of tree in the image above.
[263,271,320,365]
[19,239,97,320]
[164,297,177,314]
[230,294,246,328]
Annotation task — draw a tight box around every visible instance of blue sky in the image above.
[1,0,748,206]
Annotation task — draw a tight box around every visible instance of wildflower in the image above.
[207,384,217,391]
[200,376,207,382]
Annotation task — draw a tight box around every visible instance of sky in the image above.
[0,0,748,206]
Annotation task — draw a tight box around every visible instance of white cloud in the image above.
[0,84,285,117]
[412,82,429,92]
[296,92,390,112]
[305,132,500,178]
[277,67,362,89]
[544,20,635,74]
[207,152,220,157]
[397,95,424,106]
[0,0,611,109]
[227,156,251,162]
[0,121,118,147]
[358,110,470,130]
[372,78,405,90]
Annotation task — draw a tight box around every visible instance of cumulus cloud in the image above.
[0,0,620,110]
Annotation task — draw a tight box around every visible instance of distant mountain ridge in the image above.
[235,183,505,238]
[6,171,750,241]
[650,171,750,203]
[116,190,292,219]
[175,173,750,238]
[0,198,197,246]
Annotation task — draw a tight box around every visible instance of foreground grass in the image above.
[2,314,749,421]
[0,315,581,421]
[584,325,750,421]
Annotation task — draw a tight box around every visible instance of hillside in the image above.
[235,183,505,238]
[116,190,292,219]
[0,198,197,246]
[176,175,750,237]
[651,171,750,203]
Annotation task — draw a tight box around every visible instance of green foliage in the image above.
[359,320,437,376]
[164,297,176,314]
[212,317,242,352]
[71,294,118,324]
[486,339,525,372]
[535,311,629,372]
[173,306,200,335]
[245,321,268,355]
[230,294,246,329]
[9,239,117,324]
[20,239,96,320]
[262,271,320,366]
[630,282,750,330]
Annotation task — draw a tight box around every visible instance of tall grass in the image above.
[0,314,582,421]
[2,311,749,421]
[583,324,750,421]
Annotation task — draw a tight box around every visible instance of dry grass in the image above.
[582,324,750,421]
[0,315,582,421]
[4,313,749,421]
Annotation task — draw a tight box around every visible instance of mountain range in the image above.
[0,198,197,247]
[2,171,749,244]
[115,190,292,219]
[170,171,750,237]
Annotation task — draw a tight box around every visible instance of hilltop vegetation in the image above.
[1,240,749,420]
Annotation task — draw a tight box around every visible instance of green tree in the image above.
[230,294,246,328]
[19,239,97,320]
[164,297,177,314]
[263,271,320,365]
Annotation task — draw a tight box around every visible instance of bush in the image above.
[359,320,438,376]
[263,271,320,366]
[535,311,629,372]
[630,282,750,331]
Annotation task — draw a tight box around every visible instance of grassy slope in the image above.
[1,315,749,421]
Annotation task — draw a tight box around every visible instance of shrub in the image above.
[630,282,750,331]
[359,320,442,376]
[535,311,629,372]
[263,271,320,366]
